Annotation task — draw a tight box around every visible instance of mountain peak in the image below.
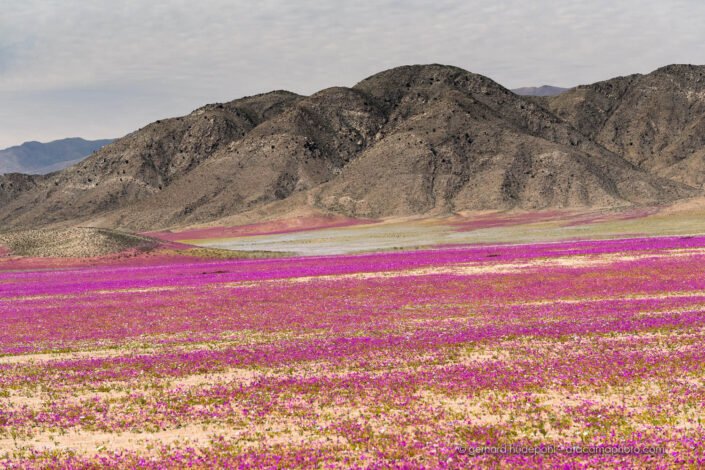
[653,63,704,74]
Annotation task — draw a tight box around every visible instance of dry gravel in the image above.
[0,227,158,258]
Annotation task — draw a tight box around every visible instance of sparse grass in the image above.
[173,247,295,259]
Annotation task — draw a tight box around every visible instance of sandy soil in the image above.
[174,206,705,256]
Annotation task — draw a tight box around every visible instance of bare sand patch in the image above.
[0,421,323,456]
[516,290,705,307]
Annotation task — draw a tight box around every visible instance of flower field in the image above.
[2,236,705,468]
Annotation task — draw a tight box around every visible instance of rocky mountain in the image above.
[0,173,43,209]
[512,85,568,97]
[0,138,113,175]
[0,64,701,231]
[548,64,705,188]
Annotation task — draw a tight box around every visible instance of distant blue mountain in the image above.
[0,137,114,175]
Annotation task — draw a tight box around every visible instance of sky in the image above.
[1,0,704,149]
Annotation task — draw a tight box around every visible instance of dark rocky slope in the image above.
[548,64,705,188]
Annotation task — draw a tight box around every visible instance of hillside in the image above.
[0,173,43,208]
[0,64,701,231]
[0,227,158,258]
[548,64,705,187]
[0,138,114,175]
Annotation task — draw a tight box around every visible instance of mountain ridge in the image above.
[1,64,703,232]
[548,63,705,187]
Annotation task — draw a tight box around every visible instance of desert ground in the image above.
[153,200,705,256]
[1,208,705,468]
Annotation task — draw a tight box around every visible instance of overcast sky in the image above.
[1,0,704,148]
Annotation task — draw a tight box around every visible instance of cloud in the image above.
[0,0,704,147]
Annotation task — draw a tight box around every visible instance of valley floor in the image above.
[1,234,705,468]
[159,202,705,256]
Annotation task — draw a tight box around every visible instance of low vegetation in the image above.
[1,237,704,467]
